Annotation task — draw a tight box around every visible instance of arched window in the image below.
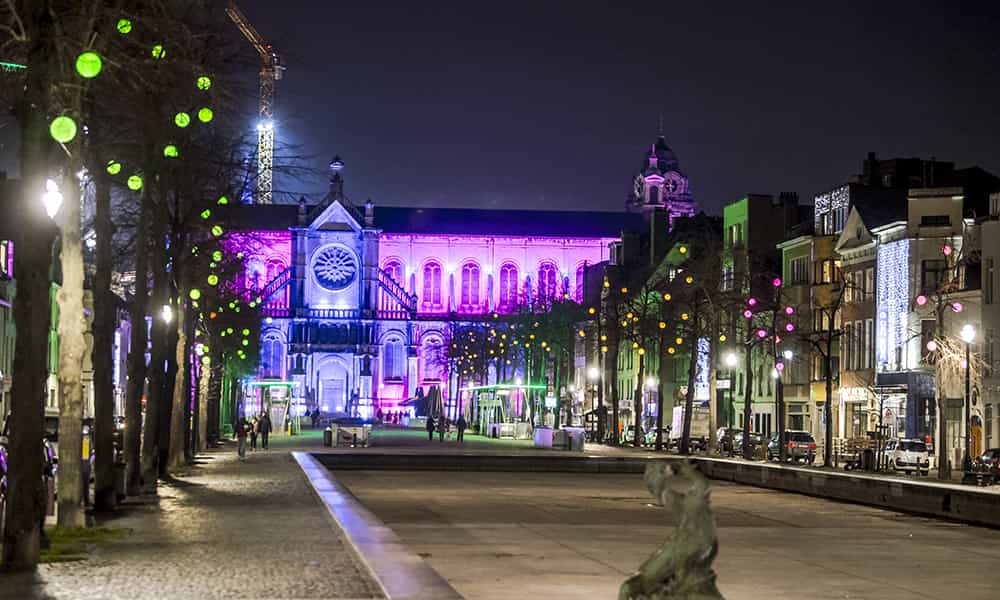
[384,260,404,284]
[422,336,444,381]
[383,337,405,381]
[649,185,660,205]
[422,262,442,307]
[260,335,284,379]
[460,262,480,308]
[498,263,518,308]
[538,262,558,300]
[575,264,586,303]
[265,259,286,284]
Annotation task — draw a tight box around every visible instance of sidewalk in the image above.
[3,431,384,600]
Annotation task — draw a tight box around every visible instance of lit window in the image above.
[460,263,480,308]
[384,260,403,284]
[538,262,558,300]
[498,264,518,308]
[383,338,405,380]
[423,262,442,307]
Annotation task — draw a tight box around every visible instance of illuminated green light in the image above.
[163,144,178,158]
[266,317,273,324]
[197,76,211,90]
[207,274,219,286]
[192,246,199,255]
[116,19,132,34]
[106,160,121,175]
[75,51,102,78]
[211,250,222,261]
[0,61,27,70]
[211,225,222,237]
[234,307,241,313]
[151,44,165,59]
[242,339,249,346]
[49,116,78,143]
[198,107,214,123]
[249,301,256,308]
[228,302,235,309]
[236,252,244,259]
[127,175,143,191]
[216,195,228,205]
[189,289,201,300]
[242,328,250,336]
[200,209,211,220]
[201,355,211,365]
[209,262,216,269]
[227,327,234,334]
[175,112,191,128]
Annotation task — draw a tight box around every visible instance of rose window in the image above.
[312,246,357,291]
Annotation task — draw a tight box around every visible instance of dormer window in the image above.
[649,185,659,205]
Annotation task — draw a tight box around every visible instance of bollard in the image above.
[352,432,357,448]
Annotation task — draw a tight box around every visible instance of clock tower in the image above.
[627,133,697,229]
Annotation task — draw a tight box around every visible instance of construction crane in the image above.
[226,2,283,205]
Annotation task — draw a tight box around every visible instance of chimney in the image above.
[364,198,375,227]
[297,196,307,226]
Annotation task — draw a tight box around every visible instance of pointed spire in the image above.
[658,113,664,136]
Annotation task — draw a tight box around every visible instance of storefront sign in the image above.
[716,379,731,390]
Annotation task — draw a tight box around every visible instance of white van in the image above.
[885,439,930,476]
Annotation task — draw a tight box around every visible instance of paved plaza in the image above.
[335,468,1000,600]
[2,432,383,600]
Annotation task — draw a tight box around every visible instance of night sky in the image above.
[3,2,999,215]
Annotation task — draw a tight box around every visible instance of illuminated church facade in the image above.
[229,136,696,418]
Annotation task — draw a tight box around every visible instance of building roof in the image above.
[373,206,643,237]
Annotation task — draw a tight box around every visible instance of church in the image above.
[225,135,696,420]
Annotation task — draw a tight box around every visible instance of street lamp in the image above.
[42,179,63,219]
[162,304,173,324]
[960,323,975,471]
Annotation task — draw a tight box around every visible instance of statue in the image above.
[619,461,724,600]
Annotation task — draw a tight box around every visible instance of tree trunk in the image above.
[56,169,87,528]
[168,304,188,470]
[609,345,620,445]
[742,346,754,459]
[655,343,670,451]
[680,332,699,456]
[708,333,719,454]
[207,358,222,446]
[776,374,787,462]
[823,348,834,467]
[632,352,644,447]
[91,174,116,511]
[141,211,168,489]
[553,352,561,429]
[159,306,179,476]
[125,191,148,496]
[3,53,59,565]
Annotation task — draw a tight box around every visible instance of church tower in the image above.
[627,133,697,229]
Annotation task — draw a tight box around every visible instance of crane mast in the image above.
[226,2,283,205]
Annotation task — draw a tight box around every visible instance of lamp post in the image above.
[724,352,738,428]
[960,323,975,471]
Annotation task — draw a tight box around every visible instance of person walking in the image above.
[259,411,272,450]
[456,414,467,443]
[438,415,447,442]
[249,416,259,451]
[236,418,248,460]
[426,414,436,441]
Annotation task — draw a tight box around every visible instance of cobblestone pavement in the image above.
[2,431,384,600]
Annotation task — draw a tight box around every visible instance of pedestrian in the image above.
[438,414,446,442]
[426,415,436,441]
[236,418,248,460]
[456,414,467,443]
[375,407,384,424]
[259,411,272,449]
[249,416,259,451]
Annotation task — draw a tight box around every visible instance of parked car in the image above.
[0,413,58,538]
[972,448,1000,484]
[767,430,817,464]
[715,427,742,454]
[621,425,643,445]
[885,438,930,476]
[643,427,670,447]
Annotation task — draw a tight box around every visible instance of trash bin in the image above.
[862,448,875,471]
[323,427,333,447]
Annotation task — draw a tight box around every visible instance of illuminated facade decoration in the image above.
[223,160,641,419]
[876,238,909,370]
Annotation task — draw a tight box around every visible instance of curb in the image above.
[293,452,464,600]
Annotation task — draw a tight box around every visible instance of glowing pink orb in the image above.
[942,244,953,256]
[775,362,785,371]
[744,309,753,319]
[785,306,794,315]
[774,335,782,344]
[961,359,969,369]
[773,278,782,287]
[926,340,938,352]
[757,329,767,338]
[916,295,927,306]
[785,323,795,332]
[952,302,963,313]
[748,297,757,306]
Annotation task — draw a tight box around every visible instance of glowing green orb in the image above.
[163,144,178,158]
[201,355,210,365]
[207,274,219,286]
[249,301,256,308]
[116,19,132,34]
[189,289,201,300]
[266,317,273,324]
[75,51,103,78]
[242,339,249,347]
[216,195,228,205]
[236,252,244,259]
[49,116,78,143]
[192,246,199,255]
[198,107,214,123]
[151,44,165,59]
[212,250,223,261]
[127,175,143,191]
[197,76,212,90]
[211,225,223,237]
[106,160,121,175]
[174,112,191,128]
[242,328,250,336]
[209,262,216,269]
[200,209,211,220]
